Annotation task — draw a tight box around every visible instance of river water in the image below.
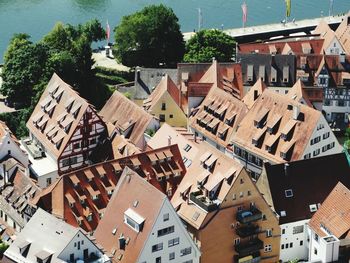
[0,0,350,61]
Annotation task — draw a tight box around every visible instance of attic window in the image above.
[270,67,277,83]
[247,65,254,82]
[283,66,289,83]
[309,204,318,212]
[124,208,145,232]
[285,189,293,198]
[280,211,286,217]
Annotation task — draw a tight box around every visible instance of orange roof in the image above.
[242,79,267,109]
[309,182,350,238]
[94,168,165,262]
[314,19,332,36]
[26,73,92,159]
[143,75,181,111]
[286,79,313,107]
[171,141,244,229]
[189,86,248,148]
[239,39,324,55]
[111,135,141,159]
[99,91,156,146]
[33,145,186,231]
[335,13,350,54]
[233,89,321,163]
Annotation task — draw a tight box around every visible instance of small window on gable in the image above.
[309,204,318,212]
[285,189,293,198]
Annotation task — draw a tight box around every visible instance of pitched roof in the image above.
[171,141,244,229]
[198,61,244,99]
[189,86,248,148]
[26,73,91,159]
[143,75,180,111]
[286,79,313,107]
[111,135,141,159]
[33,145,186,232]
[0,164,41,229]
[99,91,156,146]
[314,19,332,36]
[258,153,350,224]
[335,13,350,54]
[238,53,296,86]
[309,182,350,238]
[94,167,166,262]
[315,55,350,87]
[238,39,324,55]
[4,208,81,262]
[232,89,321,163]
[242,79,267,109]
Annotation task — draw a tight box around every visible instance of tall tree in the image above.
[114,4,185,68]
[184,29,236,63]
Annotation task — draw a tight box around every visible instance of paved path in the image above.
[183,15,343,41]
[92,50,130,72]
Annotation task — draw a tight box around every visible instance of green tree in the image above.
[1,36,50,107]
[114,4,185,68]
[184,29,236,63]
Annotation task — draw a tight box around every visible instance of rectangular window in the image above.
[159,114,165,122]
[282,229,286,235]
[180,247,192,256]
[169,252,175,260]
[313,149,320,157]
[168,237,180,247]
[266,229,272,237]
[323,132,330,139]
[285,189,293,198]
[158,226,175,237]
[293,225,304,234]
[163,213,169,222]
[161,103,166,110]
[234,238,240,245]
[281,244,284,250]
[300,240,303,246]
[264,244,272,252]
[156,257,161,263]
[152,243,163,252]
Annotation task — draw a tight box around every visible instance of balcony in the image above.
[235,239,263,257]
[236,207,262,224]
[235,252,261,263]
[190,191,219,212]
[236,224,260,237]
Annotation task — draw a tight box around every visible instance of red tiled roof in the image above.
[32,145,186,232]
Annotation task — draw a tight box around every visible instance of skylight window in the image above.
[309,204,318,212]
[280,211,286,217]
[285,189,293,198]
[192,211,200,221]
[183,144,192,152]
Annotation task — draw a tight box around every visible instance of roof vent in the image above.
[133,200,139,207]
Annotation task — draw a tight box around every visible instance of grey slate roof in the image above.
[238,53,296,87]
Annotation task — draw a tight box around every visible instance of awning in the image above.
[65,96,75,108]
[130,157,141,166]
[155,152,167,160]
[199,151,212,163]
[252,127,267,142]
[254,107,269,124]
[112,162,122,172]
[197,170,210,183]
[56,112,68,122]
[267,114,282,131]
[208,118,220,129]
[265,134,280,148]
[60,115,74,128]
[163,149,173,158]
[53,86,64,99]
[148,153,158,162]
[47,126,60,138]
[204,173,223,191]
[45,101,57,112]
[280,119,297,136]
[37,115,49,128]
[71,101,82,114]
[280,140,295,154]
[39,96,52,108]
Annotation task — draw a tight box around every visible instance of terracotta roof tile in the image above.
[99,91,157,147]
[309,182,350,238]
[26,73,92,159]
[233,89,321,163]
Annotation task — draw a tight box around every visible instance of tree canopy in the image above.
[114,4,185,68]
[0,19,111,137]
[183,29,236,63]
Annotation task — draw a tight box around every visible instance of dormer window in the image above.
[254,108,269,128]
[271,67,277,83]
[247,65,254,82]
[283,66,289,83]
[124,208,145,232]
